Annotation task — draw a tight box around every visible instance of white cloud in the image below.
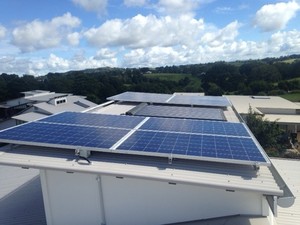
[124,0,148,7]
[123,46,187,67]
[84,14,206,49]
[201,21,240,47]
[72,0,107,14]
[269,30,300,53]
[94,48,117,60]
[45,53,118,74]
[157,0,200,16]
[0,25,6,39]
[67,32,81,46]
[11,13,81,52]
[254,1,300,32]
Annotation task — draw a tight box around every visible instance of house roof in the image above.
[264,114,300,125]
[12,112,48,122]
[31,96,97,114]
[225,95,300,114]
[0,165,46,225]
[0,145,283,196]
[0,93,297,224]
[271,158,300,225]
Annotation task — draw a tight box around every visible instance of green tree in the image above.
[245,107,286,156]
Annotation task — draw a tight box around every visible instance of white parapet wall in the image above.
[40,169,268,225]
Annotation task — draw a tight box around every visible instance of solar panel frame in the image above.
[133,105,226,121]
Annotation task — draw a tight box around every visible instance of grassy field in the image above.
[280,58,300,64]
[280,91,300,102]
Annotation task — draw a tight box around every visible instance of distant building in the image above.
[0,92,295,225]
[0,90,97,126]
[226,95,300,141]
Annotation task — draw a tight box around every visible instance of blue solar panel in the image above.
[117,130,267,163]
[140,117,250,137]
[40,112,145,129]
[107,91,172,103]
[0,122,129,149]
[0,111,269,166]
[167,95,231,107]
[133,105,225,121]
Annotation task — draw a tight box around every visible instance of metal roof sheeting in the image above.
[0,145,282,196]
[271,158,300,225]
[0,166,46,225]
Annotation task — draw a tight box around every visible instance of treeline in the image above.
[0,55,300,103]
[0,68,190,103]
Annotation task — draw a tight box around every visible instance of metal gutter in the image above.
[268,162,295,208]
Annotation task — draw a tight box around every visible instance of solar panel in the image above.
[132,105,225,121]
[40,111,145,129]
[167,95,231,107]
[0,111,269,166]
[140,117,250,137]
[116,130,267,163]
[107,91,172,103]
[0,122,129,149]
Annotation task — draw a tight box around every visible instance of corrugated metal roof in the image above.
[12,112,48,122]
[226,95,300,114]
[264,114,300,124]
[272,158,300,225]
[0,166,46,225]
[33,96,97,114]
[0,145,283,196]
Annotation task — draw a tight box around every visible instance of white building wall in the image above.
[102,175,263,225]
[40,170,104,225]
[40,170,266,225]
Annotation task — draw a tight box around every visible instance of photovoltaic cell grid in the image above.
[0,122,129,149]
[39,111,145,129]
[107,91,231,107]
[117,131,266,162]
[133,105,225,121]
[140,117,250,137]
[107,91,172,104]
[168,95,231,107]
[0,112,270,166]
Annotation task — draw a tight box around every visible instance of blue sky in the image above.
[0,0,300,75]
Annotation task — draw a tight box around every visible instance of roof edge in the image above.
[269,162,295,207]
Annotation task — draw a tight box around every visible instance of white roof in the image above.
[0,165,46,225]
[225,95,300,114]
[0,145,283,196]
[12,112,48,122]
[271,158,300,225]
[264,114,300,124]
[33,96,97,114]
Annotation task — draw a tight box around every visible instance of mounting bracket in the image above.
[75,149,91,164]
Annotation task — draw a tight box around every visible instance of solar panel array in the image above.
[0,112,270,166]
[40,111,144,129]
[133,105,225,121]
[107,91,172,104]
[118,131,265,162]
[107,91,231,107]
[0,122,128,149]
[140,117,250,137]
[167,95,231,107]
